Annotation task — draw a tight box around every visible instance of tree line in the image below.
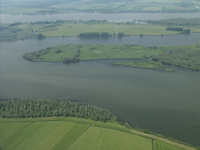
[166,27,183,31]
[147,18,200,26]
[166,27,190,34]
[78,32,124,38]
[23,47,51,61]
[0,98,112,122]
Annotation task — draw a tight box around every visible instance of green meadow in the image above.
[0,117,195,150]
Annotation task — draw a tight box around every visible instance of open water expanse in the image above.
[0,13,200,146]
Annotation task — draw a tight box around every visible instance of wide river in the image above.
[0,13,200,146]
[1,12,200,23]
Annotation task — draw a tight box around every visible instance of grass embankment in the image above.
[0,117,196,150]
[112,60,174,72]
[23,44,163,61]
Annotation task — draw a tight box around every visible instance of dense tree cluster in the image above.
[9,22,22,27]
[36,33,44,40]
[182,29,191,34]
[63,49,80,63]
[166,27,183,31]
[79,32,124,38]
[118,32,124,38]
[79,32,111,38]
[152,49,200,70]
[23,47,51,61]
[0,98,112,122]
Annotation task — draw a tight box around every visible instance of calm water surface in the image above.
[1,12,200,23]
[0,35,200,146]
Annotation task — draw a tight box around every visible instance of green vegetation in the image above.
[1,0,200,14]
[23,44,163,62]
[112,60,174,71]
[0,23,36,41]
[0,117,196,150]
[0,98,112,122]
[154,140,183,150]
[147,18,200,27]
[79,32,111,38]
[147,18,200,34]
[23,44,200,71]
[152,45,200,70]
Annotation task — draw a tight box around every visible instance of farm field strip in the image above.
[0,121,89,150]
[70,126,152,150]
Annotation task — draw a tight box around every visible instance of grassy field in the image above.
[0,117,196,150]
[23,44,164,62]
[112,60,174,71]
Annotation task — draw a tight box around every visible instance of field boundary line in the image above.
[152,139,154,150]
[115,25,118,34]
[68,125,91,150]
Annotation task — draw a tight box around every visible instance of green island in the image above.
[112,60,174,72]
[23,44,163,61]
[1,0,200,15]
[1,18,200,42]
[23,44,200,71]
[0,98,198,150]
